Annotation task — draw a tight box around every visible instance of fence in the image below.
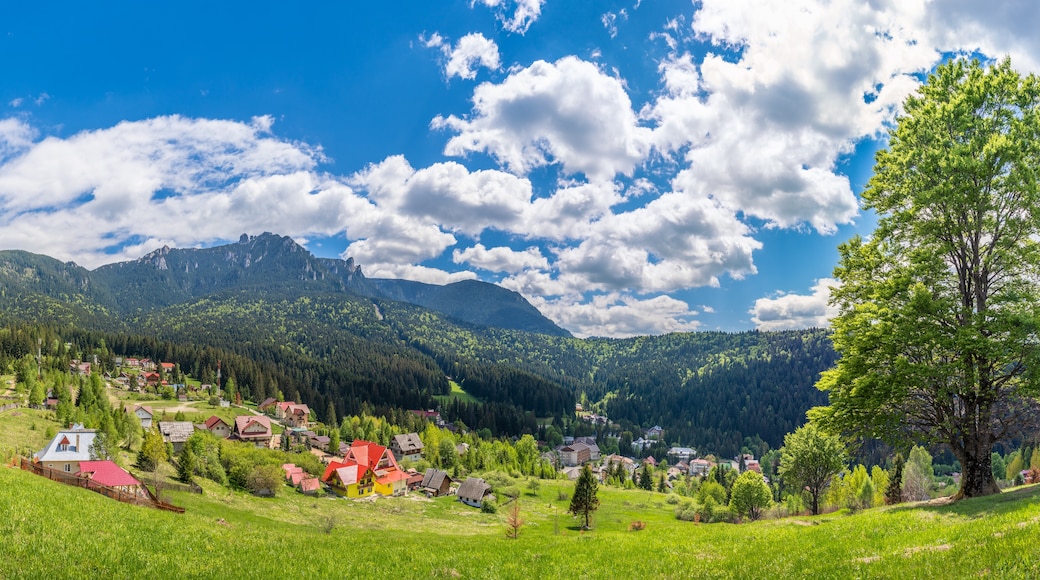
[18,457,185,513]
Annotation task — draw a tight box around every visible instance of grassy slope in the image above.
[2,463,1039,579]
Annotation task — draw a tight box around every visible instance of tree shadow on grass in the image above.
[887,484,1040,519]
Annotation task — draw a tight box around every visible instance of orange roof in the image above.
[346,440,399,471]
[375,469,408,485]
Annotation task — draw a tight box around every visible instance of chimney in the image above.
[76,434,80,452]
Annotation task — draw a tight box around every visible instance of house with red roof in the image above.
[160,362,175,373]
[198,416,231,439]
[274,402,311,428]
[77,460,145,497]
[233,415,273,447]
[321,439,408,497]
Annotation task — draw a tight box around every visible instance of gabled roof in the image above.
[131,405,153,417]
[299,477,321,493]
[34,427,97,463]
[158,421,195,443]
[421,468,451,490]
[77,460,140,487]
[258,397,277,410]
[392,433,424,453]
[234,415,272,439]
[323,461,371,487]
[204,415,229,430]
[290,472,307,486]
[457,478,491,502]
[346,440,399,471]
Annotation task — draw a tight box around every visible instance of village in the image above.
[19,355,772,515]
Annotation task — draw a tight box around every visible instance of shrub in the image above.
[557,489,569,501]
[481,501,498,514]
[665,494,681,505]
[629,520,646,531]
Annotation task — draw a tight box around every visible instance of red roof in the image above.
[346,440,399,471]
[299,477,321,493]
[160,362,175,371]
[290,472,307,486]
[204,415,229,429]
[77,461,140,487]
[59,435,70,446]
[234,415,272,439]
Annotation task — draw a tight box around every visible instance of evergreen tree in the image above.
[177,444,196,483]
[886,453,905,505]
[568,464,600,529]
[638,463,653,490]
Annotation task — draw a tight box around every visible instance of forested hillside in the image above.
[0,236,839,456]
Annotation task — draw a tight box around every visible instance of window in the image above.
[64,464,71,472]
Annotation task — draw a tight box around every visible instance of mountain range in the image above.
[0,233,837,456]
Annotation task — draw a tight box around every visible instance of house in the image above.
[457,477,493,508]
[631,437,652,452]
[406,469,425,491]
[71,361,91,375]
[160,362,175,374]
[307,433,331,450]
[34,425,97,473]
[390,433,425,463]
[198,416,231,439]
[346,440,408,496]
[257,398,278,413]
[667,447,697,463]
[76,460,145,497]
[559,442,593,467]
[158,421,195,453]
[322,461,375,498]
[129,405,153,429]
[689,458,714,477]
[233,415,273,447]
[644,456,659,468]
[419,468,453,497]
[275,402,311,428]
[600,454,636,477]
[142,372,161,386]
[409,409,444,426]
[744,459,762,474]
[645,425,664,439]
[124,357,141,368]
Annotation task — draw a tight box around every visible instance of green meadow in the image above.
[2,463,1039,579]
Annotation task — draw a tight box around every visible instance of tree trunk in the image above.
[953,437,1001,499]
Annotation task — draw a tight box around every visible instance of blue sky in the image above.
[1,0,1037,337]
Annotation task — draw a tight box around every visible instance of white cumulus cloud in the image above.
[473,0,546,34]
[749,278,839,331]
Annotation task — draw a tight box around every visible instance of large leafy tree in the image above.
[814,58,1040,499]
[778,423,846,515]
[730,470,772,521]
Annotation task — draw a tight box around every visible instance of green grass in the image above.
[435,380,480,405]
[0,407,59,461]
[2,462,1039,578]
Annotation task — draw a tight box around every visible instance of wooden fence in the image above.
[19,457,185,513]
